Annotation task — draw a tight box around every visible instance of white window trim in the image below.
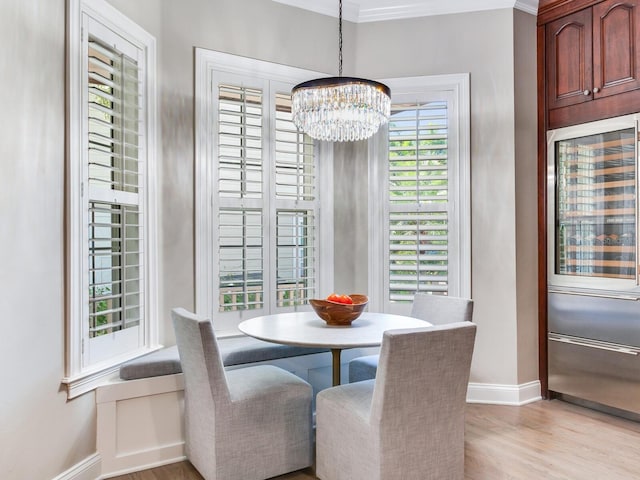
[368,73,471,314]
[64,0,159,398]
[194,49,334,335]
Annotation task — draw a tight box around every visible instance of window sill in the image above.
[62,345,164,399]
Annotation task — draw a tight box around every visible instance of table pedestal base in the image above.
[331,348,342,387]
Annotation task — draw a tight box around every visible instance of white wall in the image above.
[514,8,540,383]
[345,8,539,386]
[0,1,538,478]
[0,1,97,479]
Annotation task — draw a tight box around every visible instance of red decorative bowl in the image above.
[309,294,369,326]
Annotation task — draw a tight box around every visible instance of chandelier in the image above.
[291,0,391,142]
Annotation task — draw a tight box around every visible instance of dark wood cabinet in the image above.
[593,0,640,98]
[538,0,640,398]
[544,0,640,128]
[546,8,592,110]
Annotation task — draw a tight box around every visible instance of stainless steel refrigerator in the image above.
[547,113,640,417]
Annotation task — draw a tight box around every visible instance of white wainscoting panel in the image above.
[97,374,186,478]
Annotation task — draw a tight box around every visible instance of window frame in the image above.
[195,49,334,335]
[64,0,158,398]
[368,74,471,315]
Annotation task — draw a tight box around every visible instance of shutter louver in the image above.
[89,202,142,335]
[276,210,315,306]
[212,82,319,315]
[274,93,315,201]
[88,39,141,196]
[218,85,263,199]
[218,209,264,311]
[388,101,449,300]
[217,84,265,312]
[274,92,316,306]
[87,36,143,338]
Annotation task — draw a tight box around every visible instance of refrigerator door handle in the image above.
[548,289,640,301]
[549,333,640,356]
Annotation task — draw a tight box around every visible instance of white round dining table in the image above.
[238,311,430,386]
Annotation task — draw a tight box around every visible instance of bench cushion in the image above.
[119,345,183,380]
[348,354,379,383]
[119,336,329,380]
[220,336,328,365]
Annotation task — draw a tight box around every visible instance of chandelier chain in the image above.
[338,0,343,76]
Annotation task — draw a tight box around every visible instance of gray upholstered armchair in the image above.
[316,322,477,480]
[171,308,313,480]
[348,293,474,383]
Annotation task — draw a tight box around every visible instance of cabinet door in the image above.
[593,0,640,99]
[551,126,637,288]
[546,8,593,110]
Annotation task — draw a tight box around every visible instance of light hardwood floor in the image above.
[111,399,640,480]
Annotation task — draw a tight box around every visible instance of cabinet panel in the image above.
[593,0,640,98]
[547,9,593,109]
[548,85,640,129]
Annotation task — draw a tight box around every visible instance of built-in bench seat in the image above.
[119,336,330,380]
[101,337,376,477]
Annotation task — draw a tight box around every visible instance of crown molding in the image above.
[272,0,539,23]
[272,0,361,22]
[515,0,539,15]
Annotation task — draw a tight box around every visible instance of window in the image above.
[195,50,332,334]
[65,0,157,398]
[369,75,470,315]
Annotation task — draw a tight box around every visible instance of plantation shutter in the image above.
[274,92,317,307]
[388,101,449,301]
[217,84,265,311]
[211,75,319,319]
[86,30,144,341]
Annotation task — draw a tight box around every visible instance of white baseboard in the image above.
[99,454,187,479]
[466,380,542,405]
[51,453,101,480]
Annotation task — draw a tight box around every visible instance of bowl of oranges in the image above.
[309,293,369,326]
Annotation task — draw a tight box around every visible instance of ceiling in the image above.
[272,0,539,23]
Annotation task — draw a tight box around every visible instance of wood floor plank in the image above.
[110,400,640,480]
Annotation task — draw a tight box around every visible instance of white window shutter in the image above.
[86,35,144,342]
[195,50,331,331]
[370,75,470,314]
[274,92,317,307]
[388,101,451,301]
[218,208,264,311]
[212,78,318,315]
[65,0,157,397]
[218,84,263,199]
[216,84,266,313]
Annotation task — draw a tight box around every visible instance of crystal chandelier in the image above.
[291,0,391,142]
